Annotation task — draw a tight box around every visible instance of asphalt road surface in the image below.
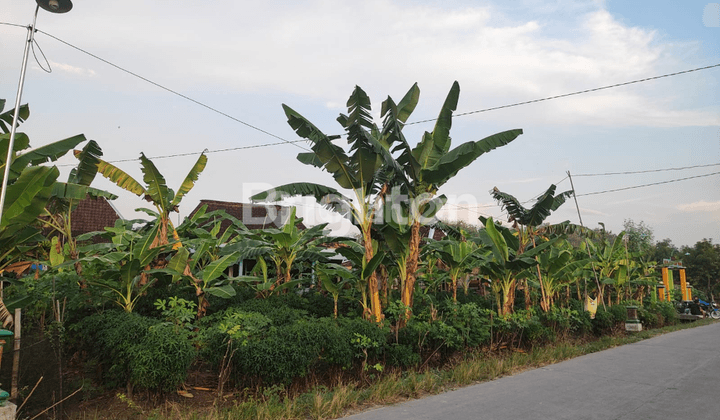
[343,322,720,420]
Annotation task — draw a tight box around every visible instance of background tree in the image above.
[683,239,720,300]
[622,219,654,257]
[650,238,679,264]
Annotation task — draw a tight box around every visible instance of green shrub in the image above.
[490,311,547,348]
[75,311,158,388]
[75,311,195,392]
[199,308,273,366]
[212,316,386,386]
[129,324,196,392]
[540,307,592,339]
[439,300,492,348]
[642,301,677,327]
[236,296,310,325]
[592,304,627,334]
[385,343,421,367]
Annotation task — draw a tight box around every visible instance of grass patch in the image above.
[69,319,715,420]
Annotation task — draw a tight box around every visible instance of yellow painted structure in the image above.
[661,267,671,302]
[679,269,688,301]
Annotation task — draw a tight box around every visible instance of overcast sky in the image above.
[1,0,718,248]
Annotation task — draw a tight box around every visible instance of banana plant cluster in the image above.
[252,82,523,322]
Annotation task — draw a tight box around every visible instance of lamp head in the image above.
[36,0,73,13]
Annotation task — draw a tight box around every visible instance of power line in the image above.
[576,171,720,197]
[58,138,308,166]
[444,175,572,217]
[3,22,718,171]
[16,24,309,152]
[407,63,720,125]
[574,162,720,177]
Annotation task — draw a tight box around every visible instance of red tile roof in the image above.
[189,200,305,231]
[70,197,122,237]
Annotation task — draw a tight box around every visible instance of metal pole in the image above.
[11,308,21,400]
[0,6,41,224]
[567,171,605,310]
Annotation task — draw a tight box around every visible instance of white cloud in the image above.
[22,1,710,128]
[677,200,720,212]
[48,61,96,77]
[578,207,608,216]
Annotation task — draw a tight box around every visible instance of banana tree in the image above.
[43,140,118,276]
[333,240,385,319]
[0,100,89,272]
[316,262,355,318]
[583,231,629,306]
[476,217,556,316]
[251,85,415,322]
[372,82,523,319]
[222,207,330,288]
[167,246,241,317]
[425,237,487,302]
[71,221,169,312]
[489,184,573,310]
[80,151,207,250]
[527,239,589,311]
[160,207,250,316]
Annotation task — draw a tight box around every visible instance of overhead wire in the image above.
[576,171,720,197]
[406,63,720,125]
[2,21,719,205]
[573,162,720,176]
[29,25,309,152]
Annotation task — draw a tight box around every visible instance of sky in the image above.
[1,0,718,248]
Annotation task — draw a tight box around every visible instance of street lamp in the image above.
[0,0,73,224]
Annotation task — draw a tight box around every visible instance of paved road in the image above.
[344,322,720,420]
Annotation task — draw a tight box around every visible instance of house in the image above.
[2,197,122,278]
[188,200,308,276]
[70,196,123,238]
[189,199,306,232]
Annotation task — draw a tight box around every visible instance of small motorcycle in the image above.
[698,299,720,319]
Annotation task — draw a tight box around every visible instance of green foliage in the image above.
[539,306,592,339]
[216,309,272,346]
[622,219,654,257]
[154,296,197,330]
[592,304,627,334]
[129,323,197,392]
[439,300,492,348]
[385,343,421,367]
[211,316,387,386]
[641,300,677,327]
[75,311,195,392]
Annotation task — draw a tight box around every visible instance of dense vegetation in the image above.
[0,88,718,417]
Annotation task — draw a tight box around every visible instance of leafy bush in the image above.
[235,296,310,325]
[75,311,195,391]
[439,300,492,348]
[540,307,592,339]
[199,308,273,365]
[592,304,627,334]
[385,343,421,367]
[129,323,196,391]
[641,301,677,327]
[488,311,547,348]
[206,314,386,386]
